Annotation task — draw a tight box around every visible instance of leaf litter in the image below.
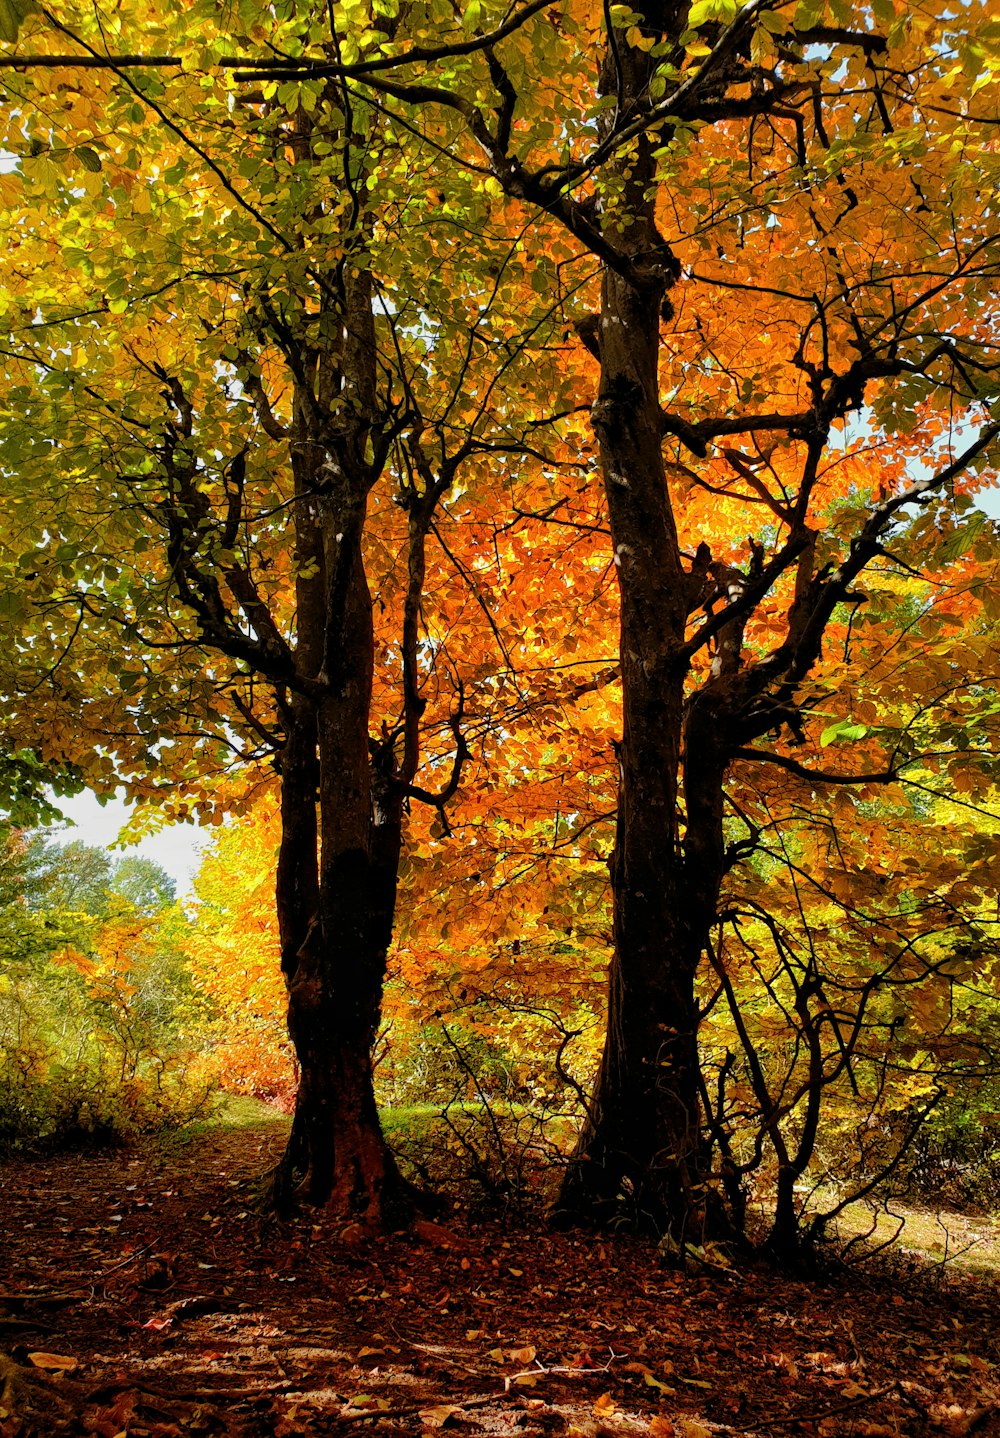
[0,1127,998,1436]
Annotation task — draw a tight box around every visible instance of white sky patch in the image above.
[975,483,1000,519]
[51,790,209,898]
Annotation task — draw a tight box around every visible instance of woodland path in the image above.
[0,1126,998,1437]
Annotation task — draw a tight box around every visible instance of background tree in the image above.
[0,822,209,1152]
[21,839,175,916]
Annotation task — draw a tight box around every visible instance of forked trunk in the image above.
[271,591,413,1225]
[276,886,409,1225]
[558,920,703,1234]
[269,256,414,1225]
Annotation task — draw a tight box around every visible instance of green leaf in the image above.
[0,0,39,43]
[688,0,737,26]
[75,147,103,174]
[820,720,870,747]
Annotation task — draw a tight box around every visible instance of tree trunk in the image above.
[269,254,413,1226]
[271,545,412,1225]
[556,1,714,1239]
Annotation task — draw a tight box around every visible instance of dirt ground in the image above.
[1,1126,998,1437]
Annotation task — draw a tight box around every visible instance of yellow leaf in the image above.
[645,1370,676,1393]
[594,1392,617,1417]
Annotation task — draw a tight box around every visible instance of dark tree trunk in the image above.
[271,551,413,1224]
[269,255,414,1227]
[556,1,719,1240]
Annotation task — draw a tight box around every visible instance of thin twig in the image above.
[757,1383,894,1427]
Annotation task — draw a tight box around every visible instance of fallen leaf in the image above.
[594,1392,617,1418]
[648,1420,676,1438]
[412,1219,465,1251]
[419,1403,462,1428]
[512,1345,536,1364]
[678,1422,713,1438]
[645,1370,676,1394]
[346,1393,391,1413]
[141,1315,173,1331]
[27,1352,78,1372]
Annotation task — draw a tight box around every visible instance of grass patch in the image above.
[208,1094,291,1129]
[824,1195,1000,1276]
[155,1093,290,1152]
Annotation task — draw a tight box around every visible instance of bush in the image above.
[891,1093,1000,1212]
[0,1020,214,1154]
[384,1099,570,1210]
[0,902,216,1155]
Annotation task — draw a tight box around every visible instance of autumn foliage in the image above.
[0,0,997,1258]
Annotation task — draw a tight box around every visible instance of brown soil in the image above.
[1,1126,998,1437]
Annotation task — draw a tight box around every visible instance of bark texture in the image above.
[556,1,717,1239]
[268,253,416,1226]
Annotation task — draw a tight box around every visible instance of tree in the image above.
[265,0,1000,1246]
[0,0,585,1225]
[23,841,175,917]
[109,856,175,915]
[3,0,1000,1255]
[184,792,295,1108]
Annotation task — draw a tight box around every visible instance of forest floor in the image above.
[1,1123,999,1438]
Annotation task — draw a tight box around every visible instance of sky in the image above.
[51,790,210,898]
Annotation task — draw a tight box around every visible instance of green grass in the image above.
[154,1092,290,1151]
[817,1193,1000,1276]
[207,1094,291,1129]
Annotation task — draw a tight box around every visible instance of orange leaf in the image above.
[27,1351,78,1372]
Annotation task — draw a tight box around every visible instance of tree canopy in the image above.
[0,0,998,1256]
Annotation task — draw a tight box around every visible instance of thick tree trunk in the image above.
[278,884,407,1225]
[271,556,412,1225]
[270,255,413,1227]
[557,2,725,1239]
